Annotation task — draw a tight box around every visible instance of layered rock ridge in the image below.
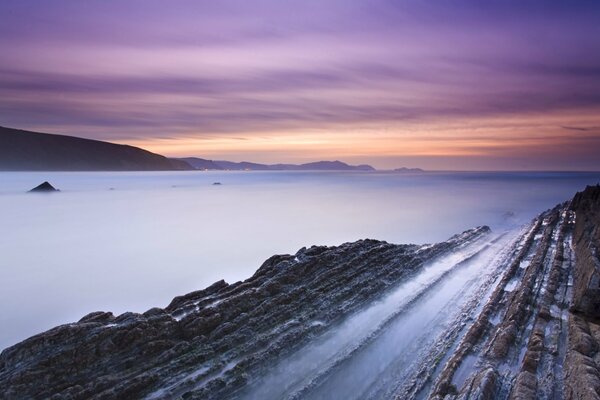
[1,186,599,400]
[426,185,600,400]
[0,227,489,399]
[565,185,600,400]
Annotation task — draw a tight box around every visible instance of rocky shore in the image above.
[0,185,599,399]
[565,185,600,400]
[0,226,488,399]
[426,185,600,400]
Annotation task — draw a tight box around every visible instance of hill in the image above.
[178,158,375,171]
[0,126,192,171]
[394,167,424,173]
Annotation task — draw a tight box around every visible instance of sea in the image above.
[1,170,599,350]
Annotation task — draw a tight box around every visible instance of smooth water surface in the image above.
[0,170,598,349]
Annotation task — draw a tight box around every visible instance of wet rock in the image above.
[2,186,598,400]
[0,227,489,399]
[429,200,590,400]
[510,371,537,400]
[560,185,600,399]
[570,185,600,318]
[565,315,600,400]
[488,322,518,359]
[471,368,498,400]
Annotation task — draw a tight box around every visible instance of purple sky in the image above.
[1,0,600,170]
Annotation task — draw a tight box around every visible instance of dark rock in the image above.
[78,311,114,324]
[0,227,489,399]
[429,197,600,400]
[4,186,600,400]
[28,181,58,192]
[570,184,600,318]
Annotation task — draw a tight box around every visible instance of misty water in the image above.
[241,230,513,399]
[1,170,599,350]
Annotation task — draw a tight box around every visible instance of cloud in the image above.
[561,126,600,132]
[1,0,600,169]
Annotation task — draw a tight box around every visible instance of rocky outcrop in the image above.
[564,185,600,400]
[570,184,600,317]
[427,205,567,400]
[0,227,489,399]
[28,181,59,192]
[564,314,600,400]
[427,186,600,400]
[1,186,598,400]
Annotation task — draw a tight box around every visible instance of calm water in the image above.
[0,170,599,349]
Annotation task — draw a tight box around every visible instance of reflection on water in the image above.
[0,170,598,349]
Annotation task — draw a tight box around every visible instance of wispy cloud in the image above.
[561,126,600,132]
[0,0,599,169]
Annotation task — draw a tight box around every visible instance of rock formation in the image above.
[1,186,599,399]
[28,181,59,192]
[570,184,600,317]
[0,228,488,399]
[565,185,600,400]
[425,186,600,400]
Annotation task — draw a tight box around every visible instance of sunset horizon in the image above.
[2,3,600,399]
[2,1,599,171]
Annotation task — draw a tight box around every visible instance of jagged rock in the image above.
[0,227,489,399]
[559,185,600,400]
[28,181,58,192]
[565,315,600,400]
[2,186,599,400]
[429,193,600,400]
[570,185,600,318]
[510,371,537,400]
[467,368,498,400]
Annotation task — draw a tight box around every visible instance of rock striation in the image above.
[424,185,600,400]
[1,186,599,400]
[0,228,488,399]
[565,184,600,400]
[427,204,569,400]
[570,184,600,317]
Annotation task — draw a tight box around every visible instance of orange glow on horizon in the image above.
[116,108,600,170]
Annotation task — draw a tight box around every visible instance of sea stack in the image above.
[28,181,59,193]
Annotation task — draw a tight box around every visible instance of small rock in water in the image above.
[28,181,59,193]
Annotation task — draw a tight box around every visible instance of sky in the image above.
[1,0,600,170]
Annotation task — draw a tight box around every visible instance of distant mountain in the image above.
[177,158,375,171]
[289,161,375,171]
[214,160,272,171]
[179,157,224,170]
[0,126,192,171]
[0,126,374,172]
[394,167,425,173]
